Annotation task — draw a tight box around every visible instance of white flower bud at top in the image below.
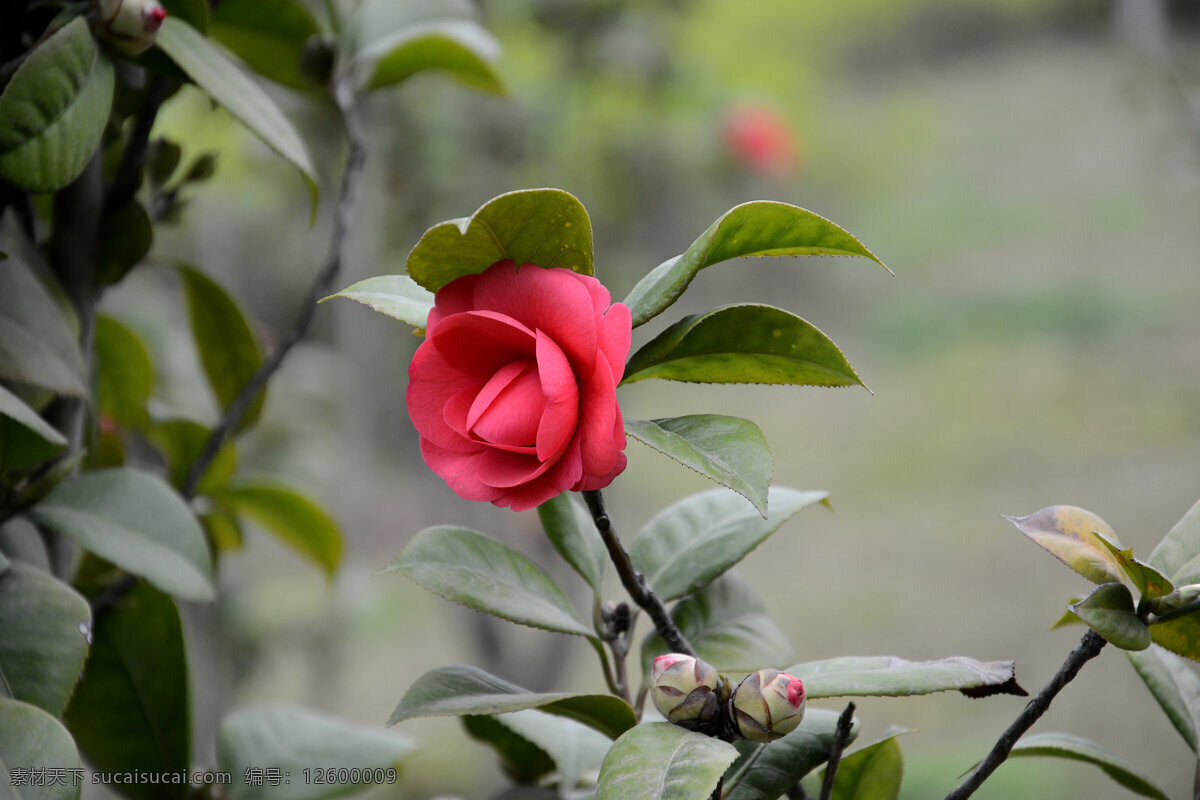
[731,668,806,743]
[650,653,723,732]
[92,0,167,56]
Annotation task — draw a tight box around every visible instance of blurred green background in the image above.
[101,0,1200,797]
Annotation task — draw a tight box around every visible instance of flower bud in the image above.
[731,669,806,743]
[650,654,723,732]
[92,0,167,56]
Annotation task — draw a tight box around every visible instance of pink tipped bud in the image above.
[649,653,723,732]
[92,0,168,56]
[144,5,167,31]
[731,669,807,743]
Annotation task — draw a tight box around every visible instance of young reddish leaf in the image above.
[1004,505,1126,586]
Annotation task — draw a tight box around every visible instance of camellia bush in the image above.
[2,2,1199,800]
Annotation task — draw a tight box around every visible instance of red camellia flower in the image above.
[407,260,632,511]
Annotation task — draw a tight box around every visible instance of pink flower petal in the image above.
[407,343,481,452]
[477,447,555,489]
[534,332,579,462]
[576,351,621,477]
[428,311,535,378]
[597,302,632,383]
[468,361,543,447]
[419,438,499,503]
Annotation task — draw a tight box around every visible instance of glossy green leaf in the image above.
[357,19,504,95]
[389,663,636,739]
[724,709,855,800]
[537,492,606,594]
[220,706,415,800]
[323,274,435,329]
[94,315,154,430]
[385,525,592,637]
[146,418,237,496]
[1150,612,1200,662]
[156,17,318,214]
[1150,498,1200,588]
[641,571,793,677]
[630,487,829,602]
[625,415,771,516]
[622,305,864,388]
[0,17,114,192]
[463,714,557,784]
[97,201,152,286]
[406,189,593,293]
[820,732,906,800]
[1071,583,1150,651]
[0,562,90,717]
[0,698,82,800]
[1127,645,1200,754]
[223,480,342,576]
[177,265,266,432]
[210,0,322,90]
[623,201,887,328]
[28,468,215,602]
[0,244,86,396]
[787,655,1025,699]
[64,582,189,800]
[595,723,737,800]
[471,709,612,793]
[1007,733,1170,800]
[1004,505,1126,586]
[0,383,66,470]
[1092,531,1175,604]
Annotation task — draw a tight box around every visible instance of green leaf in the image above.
[222,480,342,576]
[595,723,738,800]
[623,201,887,328]
[625,415,772,516]
[161,0,210,33]
[1092,532,1174,603]
[357,19,504,95]
[1150,612,1200,662]
[462,714,557,784]
[820,732,906,800]
[220,706,415,800]
[0,243,86,396]
[1150,498,1200,588]
[94,315,154,430]
[0,698,82,800]
[28,468,215,602]
[388,663,636,739]
[322,274,435,329]
[406,189,593,293]
[630,487,829,602]
[1007,733,1171,800]
[470,709,613,793]
[1127,645,1200,754]
[201,507,245,552]
[384,525,592,637]
[155,17,318,215]
[724,709,855,800]
[641,571,794,677]
[0,383,67,470]
[622,305,864,389]
[0,17,115,193]
[787,655,1026,699]
[209,0,322,90]
[1004,505,1127,586]
[537,492,606,594]
[0,518,51,572]
[0,562,90,717]
[1071,583,1150,651]
[64,582,189,800]
[145,417,238,495]
[97,201,153,286]
[177,265,266,432]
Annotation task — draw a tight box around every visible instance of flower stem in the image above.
[943,629,1107,800]
[581,489,695,656]
[818,702,857,800]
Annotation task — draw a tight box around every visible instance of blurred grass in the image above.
[120,1,1200,797]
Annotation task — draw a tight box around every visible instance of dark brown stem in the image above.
[581,489,695,656]
[943,629,1107,800]
[818,702,857,800]
[180,71,366,501]
[104,75,173,212]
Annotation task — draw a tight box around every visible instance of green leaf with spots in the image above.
[622,305,864,388]
[406,189,593,293]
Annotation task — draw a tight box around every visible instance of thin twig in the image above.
[581,489,695,656]
[943,629,1107,800]
[818,702,857,800]
[180,71,367,501]
[105,75,173,212]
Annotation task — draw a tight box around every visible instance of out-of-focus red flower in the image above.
[723,104,800,178]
